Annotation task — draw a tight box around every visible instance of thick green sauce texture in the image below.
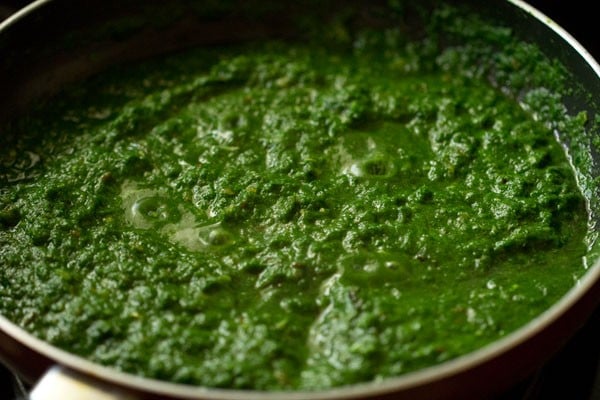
[0,12,593,390]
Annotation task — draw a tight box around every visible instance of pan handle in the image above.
[29,366,135,400]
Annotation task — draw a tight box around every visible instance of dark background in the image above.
[0,1,599,399]
[1,0,599,61]
[528,0,599,61]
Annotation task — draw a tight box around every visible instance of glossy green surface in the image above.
[0,7,592,391]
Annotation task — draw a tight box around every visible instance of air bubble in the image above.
[207,227,232,246]
[132,196,170,222]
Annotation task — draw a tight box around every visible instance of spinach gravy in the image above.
[0,3,595,391]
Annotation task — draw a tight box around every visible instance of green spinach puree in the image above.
[0,5,595,391]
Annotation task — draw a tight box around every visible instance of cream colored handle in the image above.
[30,366,135,400]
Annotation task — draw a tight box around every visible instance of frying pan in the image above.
[1,0,600,399]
